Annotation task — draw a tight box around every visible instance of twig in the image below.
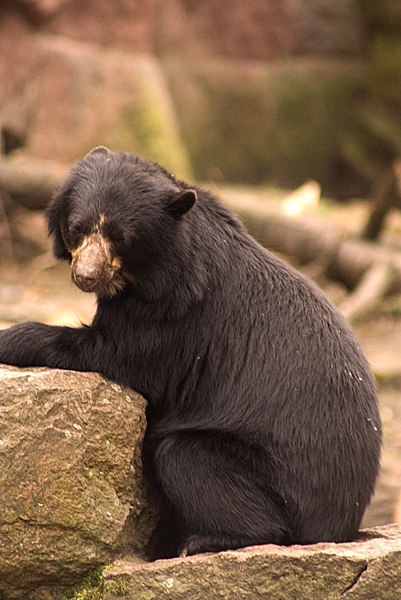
[339,261,395,324]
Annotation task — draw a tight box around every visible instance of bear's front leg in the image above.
[0,321,101,372]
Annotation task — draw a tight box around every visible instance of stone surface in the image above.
[155,0,300,60]
[13,0,71,23]
[0,365,155,599]
[0,6,39,151]
[288,0,364,55]
[368,32,401,104]
[19,35,192,178]
[361,0,401,30]
[103,525,401,600]
[46,0,156,52]
[164,57,365,192]
[41,0,364,59]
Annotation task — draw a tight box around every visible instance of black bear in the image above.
[0,147,381,558]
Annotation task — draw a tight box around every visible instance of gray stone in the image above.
[103,525,401,600]
[27,35,193,179]
[0,365,155,599]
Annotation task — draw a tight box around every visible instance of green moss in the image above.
[164,58,363,192]
[64,568,104,600]
[95,70,193,181]
[338,101,398,181]
[86,58,193,181]
[374,371,401,387]
[114,100,192,178]
[104,578,130,597]
[369,33,401,104]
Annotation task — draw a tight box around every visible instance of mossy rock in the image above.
[94,57,193,179]
[0,366,156,599]
[360,0,401,30]
[368,33,401,107]
[163,57,365,195]
[27,37,193,180]
[337,100,401,184]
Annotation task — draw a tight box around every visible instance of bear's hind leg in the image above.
[151,430,289,557]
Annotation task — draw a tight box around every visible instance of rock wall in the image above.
[0,1,399,196]
[11,0,364,58]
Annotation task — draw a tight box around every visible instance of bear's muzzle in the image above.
[71,233,122,296]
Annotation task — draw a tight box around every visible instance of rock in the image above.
[0,365,156,599]
[288,0,364,55]
[43,0,364,60]
[361,0,401,31]
[0,6,38,150]
[13,0,71,24]
[0,366,400,600]
[156,0,301,60]
[46,0,156,53]
[157,0,364,59]
[164,56,365,194]
[21,35,193,179]
[0,17,192,179]
[369,33,401,105]
[104,524,401,600]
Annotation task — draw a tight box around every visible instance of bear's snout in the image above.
[71,233,120,295]
[74,260,103,290]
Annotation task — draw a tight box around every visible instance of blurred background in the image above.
[1,0,401,530]
[1,0,401,197]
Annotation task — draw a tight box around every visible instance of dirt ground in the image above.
[0,198,400,531]
[355,318,401,528]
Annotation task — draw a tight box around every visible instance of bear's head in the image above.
[47,147,197,298]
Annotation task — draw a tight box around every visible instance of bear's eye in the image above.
[69,223,83,239]
[103,221,126,248]
[68,222,90,246]
[70,223,82,235]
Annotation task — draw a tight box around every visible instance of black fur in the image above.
[0,147,382,558]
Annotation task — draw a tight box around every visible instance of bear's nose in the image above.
[74,265,101,289]
[71,232,111,293]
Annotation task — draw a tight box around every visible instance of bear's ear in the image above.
[46,185,72,261]
[167,189,197,219]
[84,146,111,159]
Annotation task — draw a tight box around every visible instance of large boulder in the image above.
[0,12,192,179]
[0,365,156,599]
[0,0,378,197]
[25,35,192,179]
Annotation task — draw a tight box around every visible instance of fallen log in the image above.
[0,155,66,210]
[223,188,401,323]
[339,261,395,323]
[223,189,401,293]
